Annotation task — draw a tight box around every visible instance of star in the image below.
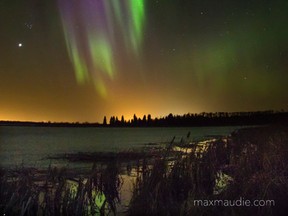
[18,43,23,47]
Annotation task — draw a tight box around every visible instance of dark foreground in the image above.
[1,125,288,215]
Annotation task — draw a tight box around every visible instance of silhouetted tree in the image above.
[103,116,107,126]
[132,114,138,126]
[147,114,152,124]
[121,115,125,125]
[109,116,115,126]
[133,114,137,122]
[115,116,120,126]
[142,115,147,126]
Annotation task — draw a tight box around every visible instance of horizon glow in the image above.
[1,1,288,123]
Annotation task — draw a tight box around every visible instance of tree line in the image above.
[1,110,287,127]
[104,110,288,127]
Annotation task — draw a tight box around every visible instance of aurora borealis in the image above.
[1,0,288,122]
[58,0,145,96]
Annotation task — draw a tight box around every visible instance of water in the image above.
[0,126,242,168]
[0,125,244,214]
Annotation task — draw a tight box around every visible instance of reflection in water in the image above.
[60,168,138,215]
[1,128,239,215]
[53,139,231,215]
[67,180,107,215]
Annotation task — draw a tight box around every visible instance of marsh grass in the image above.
[0,161,122,216]
[0,148,168,216]
[128,126,288,216]
[128,137,224,215]
[1,126,288,215]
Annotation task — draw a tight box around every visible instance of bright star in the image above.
[18,43,23,47]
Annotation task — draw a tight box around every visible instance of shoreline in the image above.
[1,125,288,215]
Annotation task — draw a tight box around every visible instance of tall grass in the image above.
[128,126,288,216]
[0,161,122,216]
[1,125,287,215]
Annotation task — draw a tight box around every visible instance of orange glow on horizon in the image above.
[0,89,202,123]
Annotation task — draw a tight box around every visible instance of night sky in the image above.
[1,0,288,123]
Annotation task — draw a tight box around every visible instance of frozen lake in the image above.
[0,126,243,168]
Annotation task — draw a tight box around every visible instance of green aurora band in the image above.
[58,0,145,96]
